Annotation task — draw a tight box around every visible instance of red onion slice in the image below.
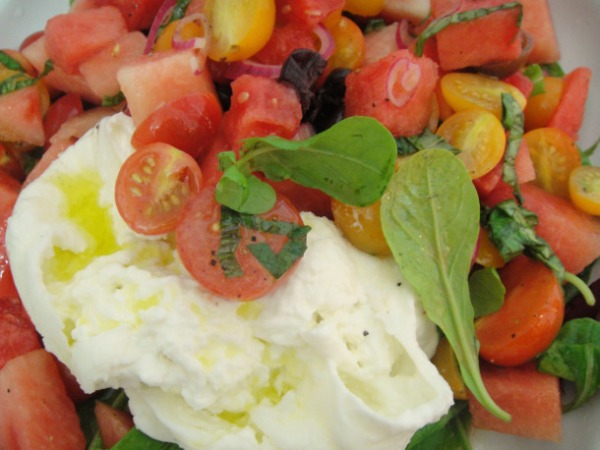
[313,23,335,60]
[144,0,177,54]
[395,19,415,50]
[386,58,422,108]
[171,13,208,51]
[222,60,282,79]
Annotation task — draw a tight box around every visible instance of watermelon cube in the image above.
[0,85,46,146]
[44,6,129,74]
[519,0,560,63]
[70,0,165,31]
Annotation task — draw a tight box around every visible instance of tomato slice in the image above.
[523,76,563,131]
[569,165,600,216]
[176,186,305,301]
[130,92,222,160]
[475,255,564,367]
[524,126,581,197]
[436,109,506,179]
[115,143,203,235]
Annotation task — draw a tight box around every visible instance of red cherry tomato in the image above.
[115,143,203,235]
[475,255,564,366]
[130,92,222,160]
[43,93,84,146]
[176,186,305,301]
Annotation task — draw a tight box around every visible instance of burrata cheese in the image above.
[6,113,453,449]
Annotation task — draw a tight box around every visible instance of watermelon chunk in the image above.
[0,349,86,450]
[0,85,45,146]
[44,6,128,74]
[79,31,147,99]
[469,361,562,442]
[70,0,165,31]
[0,297,41,370]
[117,49,215,125]
[519,0,560,63]
[432,0,523,72]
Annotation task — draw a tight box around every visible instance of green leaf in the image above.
[240,116,396,207]
[500,93,525,204]
[540,62,565,77]
[538,318,600,411]
[380,149,509,422]
[407,401,472,450]
[580,136,600,166]
[523,64,546,96]
[469,267,505,318]
[0,59,53,96]
[0,50,26,72]
[111,428,183,450]
[101,91,125,107]
[413,2,522,57]
[395,128,460,157]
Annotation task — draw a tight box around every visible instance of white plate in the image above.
[1,1,599,449]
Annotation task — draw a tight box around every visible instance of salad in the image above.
[1,0,600,449]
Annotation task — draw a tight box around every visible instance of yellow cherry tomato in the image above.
[569,165,600,216]
[431,337,468,400]
[331,198,390,256]
[325,16,366,72]
[154,19,205,52]
[205,0,275,62]
[524,76,564,131]
[440,72,527,119]
[524,127,582,197]
[343,0,385,17]
[436,109,506,179]
[476,227,505,268]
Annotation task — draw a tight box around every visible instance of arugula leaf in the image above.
[523,64,546,96]
[538,318,600,411]
[380,149,510,422]
[407,401,472,450]
[217,116,396,213]
[413,2,523,57]
[500,93,525,204]
[395,129,460,157]
[469,267,505,318]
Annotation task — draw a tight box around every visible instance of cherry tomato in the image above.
[43,93,84,146]
[331,198,390,256]
[523,76,563,131]
[475,255,564,367]
[205,0,276,62]
[153,19,204,52]
[440,72,527,119]
[325,16,366,72]
[130,92,222,160]
[436,109,506,179]
[569,165,600,216]
[343,0,385,17]
[475,227,505,269]
[176,186,304,300]
[524,126,581,197]
[431,337,467,400]
[115,143,203,235]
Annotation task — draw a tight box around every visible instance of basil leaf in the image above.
[580,136,600,166]
[381,149,509,422]
[111,428,183,450]
[395,128,460,157]
[217,206,245,278]
[414,2,523,57]
[102,91,125,107]
[523,64,546,96]
[0,59,53,96]
[469,267,505,318]
[541,62,565,77]
[240,116,396,208]
[0,50,26,71]
[500,93,525,204]
[407,401,472,450]
[538,318,600,411]
[278,49,327,115]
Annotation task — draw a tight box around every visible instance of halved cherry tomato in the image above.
[523,76,563,131]
[130,92,222,160]
[475,227,505,268]
[115,143,203,235]
[153,18,205,52]
[431,336,467,400]
[176,186,304,300]
[569,165,600,216]
[436,109,506,179]
[43,93,84,146]
[475,255,564,366]
[205,0,276,62]
[440,72,527,119]
[343,0,385,17]
[331,198,389,256]
[325,16,366,73]
[524,126,581,197]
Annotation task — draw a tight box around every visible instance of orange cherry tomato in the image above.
[331,198,390,256]
[175,186,304,300]
[475,255,564,367]
[523,76,564,131]
[569,165,600,216]
[436,109,506,179]
[115,143,203,235]
[153,19,205,52]
[524,126,582,197]
[343,0,385,17]
[440,72,527,119]
[325,16,366,72]
[475,227,505,268]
